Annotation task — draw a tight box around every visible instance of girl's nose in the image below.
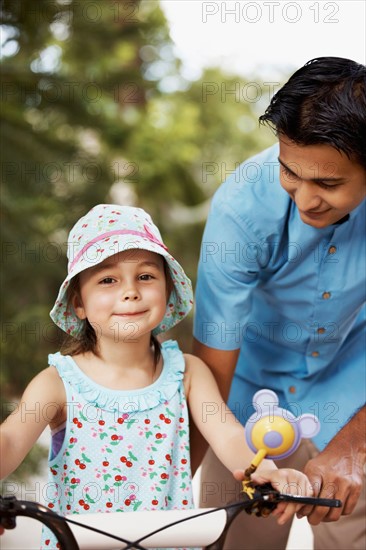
[122,288,139,301]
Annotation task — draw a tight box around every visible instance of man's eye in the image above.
[282,166,297,179]
[318,182,337,190]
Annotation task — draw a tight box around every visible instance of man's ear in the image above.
[72,293,86,320]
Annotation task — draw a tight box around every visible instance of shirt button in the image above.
[317,327,326,334]
[328,246,337,254]
[322,291,331,299]
[289,386,296,394]
[311,351,320,357]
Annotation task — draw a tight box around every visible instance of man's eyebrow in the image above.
[278,157,297,174]
[278,157,344,182]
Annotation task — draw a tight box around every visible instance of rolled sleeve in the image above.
[194,199,260,350]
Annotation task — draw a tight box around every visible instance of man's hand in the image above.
[298,406,366,524]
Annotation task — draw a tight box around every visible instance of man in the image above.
[193,57,366,549]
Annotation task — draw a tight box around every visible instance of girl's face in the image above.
[73,249,168,344]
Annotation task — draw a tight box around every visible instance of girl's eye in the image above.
[100,277,115,285]
[139,274,153,281]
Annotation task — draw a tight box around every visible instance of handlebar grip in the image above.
[0,496,79,550]
[276,494,342,507]
[242,484,343,518]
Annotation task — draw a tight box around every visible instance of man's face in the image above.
[278,136,366,228]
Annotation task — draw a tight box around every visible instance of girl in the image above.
[0,204,312,549]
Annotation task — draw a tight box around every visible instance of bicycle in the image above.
[0,483,341,549]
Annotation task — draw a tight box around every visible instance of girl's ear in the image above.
[72,293,87,320]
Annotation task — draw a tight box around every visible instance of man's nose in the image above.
[294,181,322,211]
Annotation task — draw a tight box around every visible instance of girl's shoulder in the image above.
[182,352,214,397]
[26,363,65,397]
[182,352,208,371]
[17,364,66,427]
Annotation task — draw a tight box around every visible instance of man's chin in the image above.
[299,210,334,228]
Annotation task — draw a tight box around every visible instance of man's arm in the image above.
[190,338,240,473]
[300,405,366,524]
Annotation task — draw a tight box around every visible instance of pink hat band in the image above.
[69,226,168,272]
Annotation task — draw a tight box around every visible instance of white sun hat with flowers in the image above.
[50,204,193,337]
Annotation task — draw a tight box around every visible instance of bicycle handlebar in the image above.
[0,486,342,550]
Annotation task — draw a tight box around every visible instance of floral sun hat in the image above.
[50,204,193,337]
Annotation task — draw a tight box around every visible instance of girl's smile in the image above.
[114,309,147,314]
[113,310,148,317]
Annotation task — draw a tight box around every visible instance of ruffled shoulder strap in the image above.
[48,351,71,374]
[160,338,185,375]
[47,342,185,413]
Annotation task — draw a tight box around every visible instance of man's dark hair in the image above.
[259,57,366,169]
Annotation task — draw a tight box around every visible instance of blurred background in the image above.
[1,0,365,488]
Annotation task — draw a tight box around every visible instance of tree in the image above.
[1,0,180,393]
[1,0,277,399]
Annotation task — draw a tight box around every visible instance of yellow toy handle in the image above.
[250,449,267,469]
[243,448,267,486]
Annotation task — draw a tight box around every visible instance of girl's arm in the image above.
[190,339,240,473]
[184,354,313,524]
[0,366,65,479]
[184,353,274,472]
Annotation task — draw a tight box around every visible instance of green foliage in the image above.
[1,0,278,402]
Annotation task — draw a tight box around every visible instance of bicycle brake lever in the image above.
[242,483,342,518]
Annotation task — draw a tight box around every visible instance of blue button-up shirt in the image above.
[194,144,366,450]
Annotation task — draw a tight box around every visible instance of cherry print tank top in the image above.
[40,340,194,549]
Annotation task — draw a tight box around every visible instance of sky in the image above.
[160,0,366,80]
